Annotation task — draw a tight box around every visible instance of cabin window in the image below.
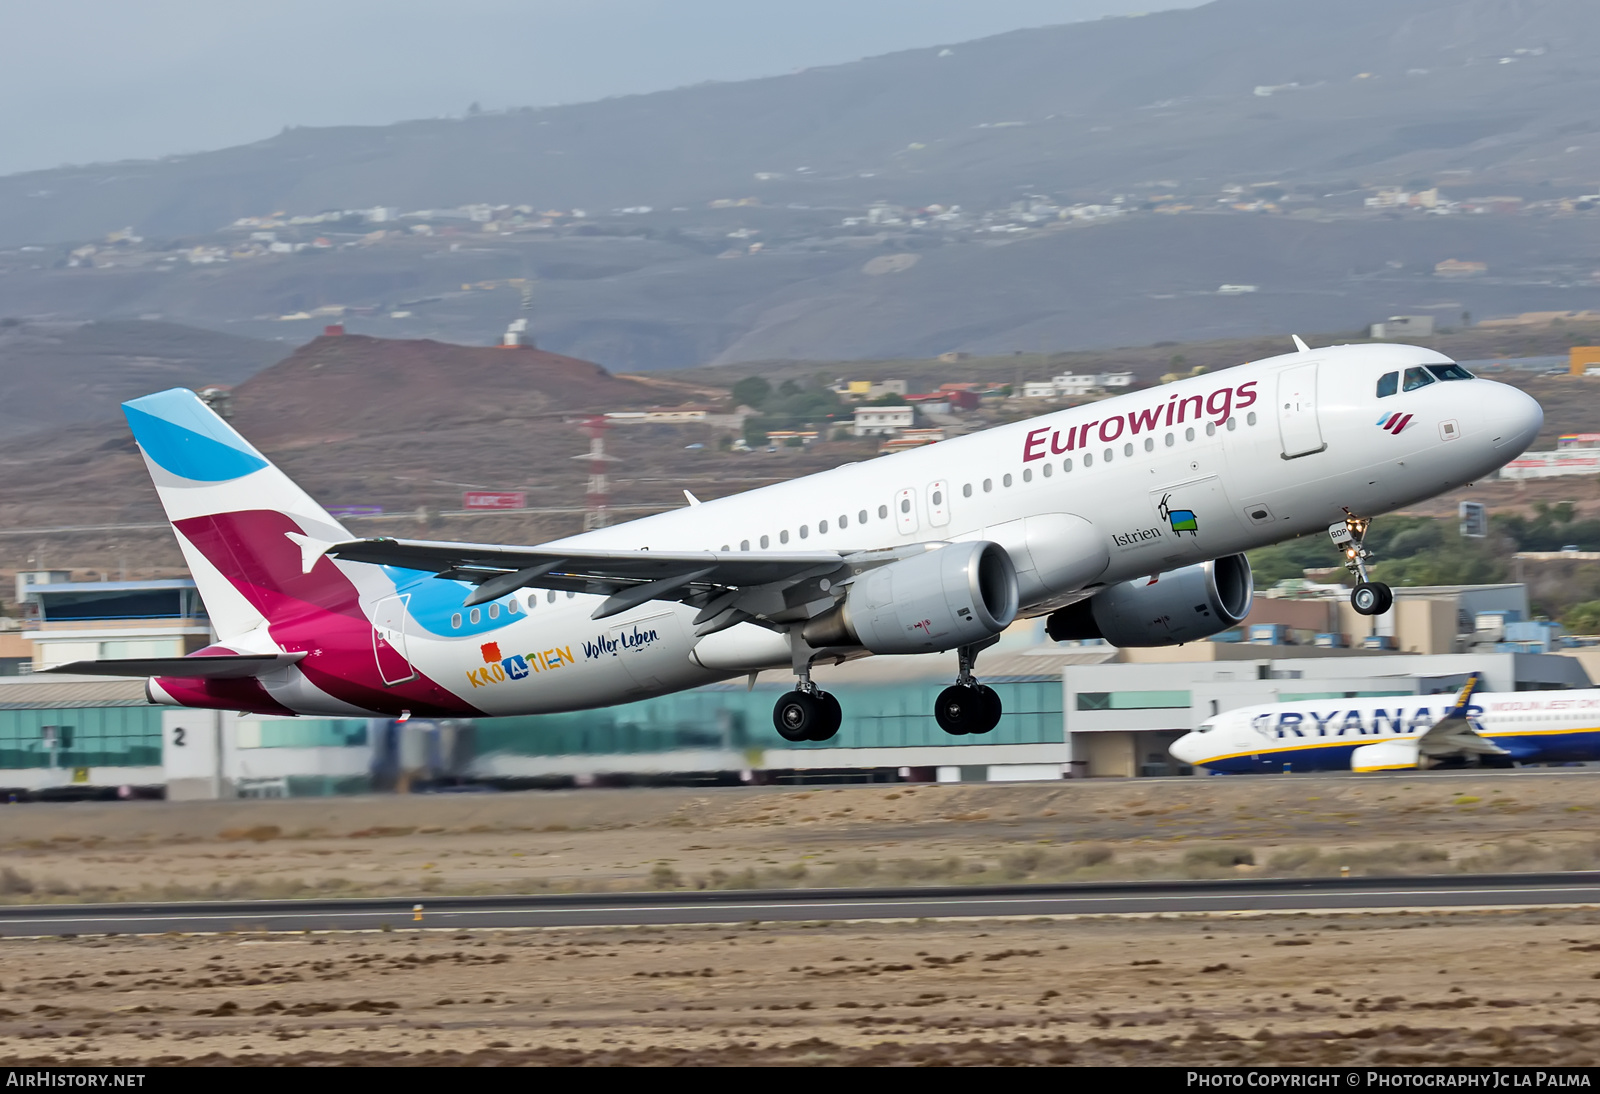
[1123,443,1133,456]
[720,544,729,551]
[1376,371,1399,398]
[1020,470,1031,483]
[469,608,482,624]
[799,525,809,539]
[1063,458,1073,472]
[450,613,462,629]
[1226,417,1237,431]
[860,509,869,523]
[740,539,750,550]
[508,599,520,614]
[780,530,790,544]
[1082,453,1093,467]
[488,603,500,619]
[1428,363,1474,381]
[760,535,770,548]
[878,505,888,519]
[566,591,574,599]
[1246,412,1257,426]
[837,515,847,529]
[548,591,557,603]
[1003,473,1013,487]
[983,479,993,492]
[1144,437,1154,452]
[1103,448,1113,462]
[1165,432,1175,447]
[900,498,911,513]
[1205,422,1216,437]
[963,483,972,497]
[1403,366,1436,391]
[932,489,943,504]
[818,520,828,534]
[1185,427,1195,442]
[1042,463,1053,478]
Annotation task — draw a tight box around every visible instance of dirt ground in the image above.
[3,773,1599,904]
[3,775,1600,1065]
[2,909,1599,1065]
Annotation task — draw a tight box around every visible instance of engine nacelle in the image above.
[1045,554,1253,647]
[1350,740,1425,773]
[803,540,1019,654]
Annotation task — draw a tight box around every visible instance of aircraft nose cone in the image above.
[1168,732,1203,765]
[1487,383,1544,455]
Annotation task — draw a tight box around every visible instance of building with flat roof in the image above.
[18,575,211,671]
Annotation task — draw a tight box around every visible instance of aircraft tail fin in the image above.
[122,389,355,638]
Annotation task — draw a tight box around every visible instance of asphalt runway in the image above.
[3,872,1599,936]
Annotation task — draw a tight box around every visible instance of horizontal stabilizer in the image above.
[43,653,306,679]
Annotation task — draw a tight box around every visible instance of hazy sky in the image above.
[0,0,1202,177]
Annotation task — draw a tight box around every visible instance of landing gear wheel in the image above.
[1351,581,1393,617]
[936,683,999,736]
[970,684,1003,735]
[810,691,843,742]
[773,691,824,742]
[773,690,842,742]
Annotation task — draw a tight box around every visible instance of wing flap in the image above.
[43,653,307,679]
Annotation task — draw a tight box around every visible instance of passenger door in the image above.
[372,594,416,686]
[1276,362,1325,459]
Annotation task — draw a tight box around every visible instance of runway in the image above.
[3,872,1599,936]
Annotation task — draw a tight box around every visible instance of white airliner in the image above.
[1169,673,1600,773]
[51,341,1541,745]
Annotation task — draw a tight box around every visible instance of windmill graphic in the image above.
[1158,493,1199,537]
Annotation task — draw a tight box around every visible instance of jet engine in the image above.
[802,540,1019,654]
[1044,554,1253,647]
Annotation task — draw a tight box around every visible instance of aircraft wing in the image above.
[1415,672,1507,758]
[42,653,307,679]
[325,536,925,633]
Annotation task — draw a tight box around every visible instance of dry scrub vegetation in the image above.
[2,773,1598,906]
[3,909,1600,1066]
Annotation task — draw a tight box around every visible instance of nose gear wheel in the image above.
[1329,509,1392,617]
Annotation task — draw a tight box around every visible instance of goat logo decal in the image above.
[1158,494,1199,537]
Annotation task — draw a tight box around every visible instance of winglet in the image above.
[1292,335,1310,353]
[684,490,701,507]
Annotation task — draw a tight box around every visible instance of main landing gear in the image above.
[935,640,1003,736]
[773,632,843,742]
[771,636,1004,742]
[1329,510,1393,617]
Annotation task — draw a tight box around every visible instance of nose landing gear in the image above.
[1330,510,1392,616]
[935,639,1003,736]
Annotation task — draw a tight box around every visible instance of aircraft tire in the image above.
[968,685,1003,735]
[935,684,991,735]
[808,691,843,742]
[773,691,826,742]
[1351,582,1389,616]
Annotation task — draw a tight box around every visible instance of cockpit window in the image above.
[1376,372,1398,398]
[1426,363,1474,381]
[1195,721,1215,734]
[1402,366,1436,392]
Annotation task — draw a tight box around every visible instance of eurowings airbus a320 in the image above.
[53,341,1542,743]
